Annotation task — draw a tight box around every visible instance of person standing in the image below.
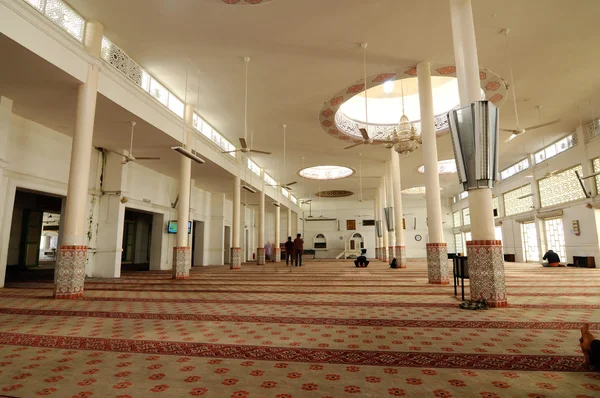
[284,236,294,266]
[293,233,304,267]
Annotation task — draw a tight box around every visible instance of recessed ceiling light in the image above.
[383,80,394,93]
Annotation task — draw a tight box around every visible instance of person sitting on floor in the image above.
[354,249,369,267]
[542,249,560,267]
[390,258,398,269]
[580,323,600,368]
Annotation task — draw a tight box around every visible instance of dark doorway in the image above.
[224,226,231,264]
[121,209,153,272]
[192,221,205,266]
[6,189,63,282]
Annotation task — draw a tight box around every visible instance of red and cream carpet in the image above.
[0,260,598,397]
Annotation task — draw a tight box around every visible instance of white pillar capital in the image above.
[83,20,104,58]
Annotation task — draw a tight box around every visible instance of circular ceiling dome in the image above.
[319,65,508,144]
[340,77,475,125]
[315,190,354,198]
[417,159,457,174]
[299,165,355,180]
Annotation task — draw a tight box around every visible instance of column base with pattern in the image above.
[274,248,281,263]
[466,240,508,308]
[427,243,449,284]
[172,246,191,279]
[53,245,87,299]
[257,248,265,265]
[230,247,242,270]
[394,246,407,268]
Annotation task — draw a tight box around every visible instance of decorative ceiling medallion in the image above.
[319,64,507,145]
[417,159,458,174]
[315,190,354,198]
[221,0,276,5]
[299,165,355,180]
[401,186,444,195]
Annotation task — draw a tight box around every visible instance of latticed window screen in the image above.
[593,158,600,194]
[462,208,470,226]
[463,232,471,253]
[454,233,462,254]
[452,211,461,228]
[538,165,585,208]
[503,185,533,216]
[25,0,85,42]
[522,222,539,262]
[544,218,566,261]
[248,159,261,176]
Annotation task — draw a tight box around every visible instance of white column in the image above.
[386,159,396,252]
[257,172,265,265]
[390,149,407,267]
[450,0,507,307]
[373,194,379,259]
[231,175,242,269]
[274,204,281,262]
[296,212,301,237]
[287,208,292,238]
[173,104,193,279]
[93,152,127,278]
[418,62,449,283]
[380,177,389,262]
[54,21,103,299]
[0,97,12,288]
[450,0,494,241]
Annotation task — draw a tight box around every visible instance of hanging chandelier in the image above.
[387,80,421,156]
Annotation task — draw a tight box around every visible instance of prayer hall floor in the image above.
[0,260,598,397]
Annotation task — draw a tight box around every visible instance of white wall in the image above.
[452,126,600,265]
[0,110,230,286]
[301,199,376,258]
[401,196,455,258]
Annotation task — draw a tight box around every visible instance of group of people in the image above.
[284,233,304,267]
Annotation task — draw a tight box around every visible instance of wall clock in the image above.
[415,234,422,242]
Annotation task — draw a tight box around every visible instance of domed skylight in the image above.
[299,165,355,180]
[417,159,458,174]
[339,77,466,125]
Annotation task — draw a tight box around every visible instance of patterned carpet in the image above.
[0,259,599,397]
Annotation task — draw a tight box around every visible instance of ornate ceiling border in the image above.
[221,0,276,5]
[315,190,354,198]
[319,64,508,144]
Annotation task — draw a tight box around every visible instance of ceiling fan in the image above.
[222,57,271,156]
[501,29,560,142]
[344,43,383,150]
[102,121,161,164]
[345,128,374,150]
[268,124,297,190]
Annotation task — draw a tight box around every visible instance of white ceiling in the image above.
[5,0,600,201]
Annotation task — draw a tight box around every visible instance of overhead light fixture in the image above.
[516,193,534,200]
[242,185,257,193]
[383,80,394,93]
[171,146,205,164]
[272,202,280,207]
